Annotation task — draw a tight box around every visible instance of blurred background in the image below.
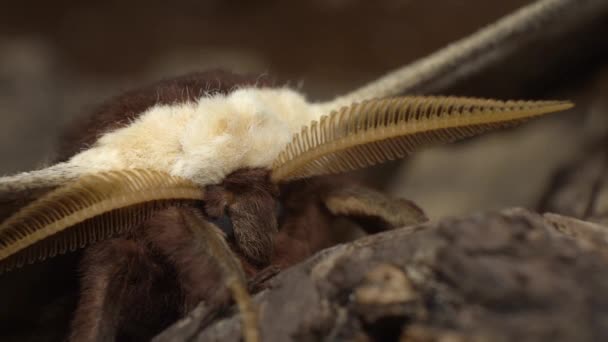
[1,0,607,220]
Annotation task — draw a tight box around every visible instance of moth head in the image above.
[0,70,574,273]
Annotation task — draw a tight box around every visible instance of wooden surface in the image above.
[155,209,608,341]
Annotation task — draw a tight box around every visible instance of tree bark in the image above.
[154,208,608,342]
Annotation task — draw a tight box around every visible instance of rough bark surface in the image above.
[154,209,608,342]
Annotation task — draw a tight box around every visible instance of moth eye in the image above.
[208,210,234,240]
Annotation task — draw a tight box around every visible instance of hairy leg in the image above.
[144,207,258,342]
[69,239,145,342]
[323,184,428,233]
[274,179,428,268]
[69,207,257,342]
[143,208,228,312]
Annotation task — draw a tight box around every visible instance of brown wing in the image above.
[0,163,84,223]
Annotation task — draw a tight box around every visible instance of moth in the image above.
[0,2,576,339]
[0,69,571,342]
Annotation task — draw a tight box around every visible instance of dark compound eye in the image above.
[208,213,234,240]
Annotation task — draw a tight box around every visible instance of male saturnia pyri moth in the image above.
[0,70,572,341]
[0,7,574,342]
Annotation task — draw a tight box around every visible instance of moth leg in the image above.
[248,265,282,293]
[146,208,259,342]
[322,184,428,233]
[69,238,152,342]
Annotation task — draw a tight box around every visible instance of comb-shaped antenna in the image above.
[271,97,573,182]
[0,169,205,273]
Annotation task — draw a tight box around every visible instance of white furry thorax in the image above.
[68,87,324,185]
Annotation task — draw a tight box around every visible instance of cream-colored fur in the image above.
[66,87,324,185]
[1,0,567,191]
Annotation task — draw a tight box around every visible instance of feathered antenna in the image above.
[272,97,572,182]
[0,169,205,273]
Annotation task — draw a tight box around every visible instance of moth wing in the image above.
[0,163,82,222]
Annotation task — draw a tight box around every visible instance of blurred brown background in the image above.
[1,0,607,219]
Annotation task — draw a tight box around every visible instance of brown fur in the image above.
[70,237,180,341]
[70,207,228,342]
[217,169,279,266]
[0,254,78,342]
[273,176,364,267]
[272,175,429,267]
